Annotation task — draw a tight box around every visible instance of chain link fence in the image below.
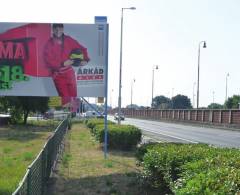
[12,117,70,195]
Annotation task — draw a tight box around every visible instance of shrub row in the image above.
[86,119,142,150]
[136,143,240,194]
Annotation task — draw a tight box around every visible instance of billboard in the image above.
[0,22,108,100]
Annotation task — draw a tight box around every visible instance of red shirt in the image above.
[44,35,90,72]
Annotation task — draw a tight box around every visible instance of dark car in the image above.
[114,113,125,120]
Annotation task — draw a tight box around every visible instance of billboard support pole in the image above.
[95,16,109,159]
[103,22,109,159]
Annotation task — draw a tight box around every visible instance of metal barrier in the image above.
[12,118,69,195]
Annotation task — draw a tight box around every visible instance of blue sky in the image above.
[1,0,240,108]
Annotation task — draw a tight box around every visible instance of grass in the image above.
[47,122,148,195]
[0,120,58,195]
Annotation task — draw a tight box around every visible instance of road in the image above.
[108,116,240,148]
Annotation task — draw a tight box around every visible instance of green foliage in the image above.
[9,107,23,124]
[62,154,72,168]
[86,119,142,150]
[152,94,192,109]
[86,118,105,130]
[225,95,240,109]
[172,94,192,109]
[94,124,142,150]
[22,152,34,161]
[207,103,224,109]
[152,95,171,109]
[135,142,159,162]
[0,96,49,124]
[138,143,240,194]
[175,157,240,194]
[86,118,114,135]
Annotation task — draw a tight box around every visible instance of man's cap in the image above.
[52,23,64,28]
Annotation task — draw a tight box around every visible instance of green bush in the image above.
[139,143,240,194]
[86,118,114,135]
[94,124,142,150]
[173,150,240,194]
[86,118,103,129]
[135,142,159,162]
[9,108,22,124]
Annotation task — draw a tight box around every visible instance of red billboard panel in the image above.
[0,22,108,102]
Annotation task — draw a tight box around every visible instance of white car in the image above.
[84,111,96,118]
[114,113,125,120]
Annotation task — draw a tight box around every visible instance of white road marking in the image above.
[141,127,198,144]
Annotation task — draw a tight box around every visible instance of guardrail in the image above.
[12,118,69,195]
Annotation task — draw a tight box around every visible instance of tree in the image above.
[207,103,224,109]
[172,94,192,109]
[224,95,240,109]
[152,96,171,109]
[0,96,49,124]
[126,104,139,109]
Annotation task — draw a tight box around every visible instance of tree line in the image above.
[127,94,240,110]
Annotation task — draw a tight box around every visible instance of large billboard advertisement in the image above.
[0,22,108,100]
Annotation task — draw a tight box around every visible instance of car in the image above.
[83,111,97,118]
[114,113,125,120]
[96,112,105,118]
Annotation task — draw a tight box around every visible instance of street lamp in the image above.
[212,91,215,106]
[193,82,196,108]
[225,73,230,102]
[151,65,159,108]
[196,41,207,109]
[131,78,136,116]
[110,89,114,108]
[131,78,136,108]
[171,88,174,109]
[118,7,136,124]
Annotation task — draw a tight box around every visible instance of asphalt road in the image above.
[108,116,240,148]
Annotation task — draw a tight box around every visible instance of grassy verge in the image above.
[0,120,58,195]
[47,122,148,195]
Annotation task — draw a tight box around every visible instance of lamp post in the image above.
[171,88,174,109]
[118,7,136,124]
[193,82,196,108]
[212,91,215,109]
[225,73,229,102]
[110,89,114,108]
[131,78,136,108]
[151,65,158,108]
[131,78,136,116]
[196,41,207,109]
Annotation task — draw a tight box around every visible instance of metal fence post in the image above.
[41,149,46,195]
[27,167,31,195]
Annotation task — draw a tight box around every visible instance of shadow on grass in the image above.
[0,121,58,142]
[47,172,161,195]
[107,149,137,158]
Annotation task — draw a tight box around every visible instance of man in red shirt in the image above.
[44,23,90,104]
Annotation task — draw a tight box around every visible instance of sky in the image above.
[1,0,240,108]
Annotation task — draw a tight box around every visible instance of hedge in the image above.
[86,118,114,135]
[93,124,142,150]
[137,143,240,194]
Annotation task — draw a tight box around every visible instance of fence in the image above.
[12,118,69,195]
[113,108,240,127]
